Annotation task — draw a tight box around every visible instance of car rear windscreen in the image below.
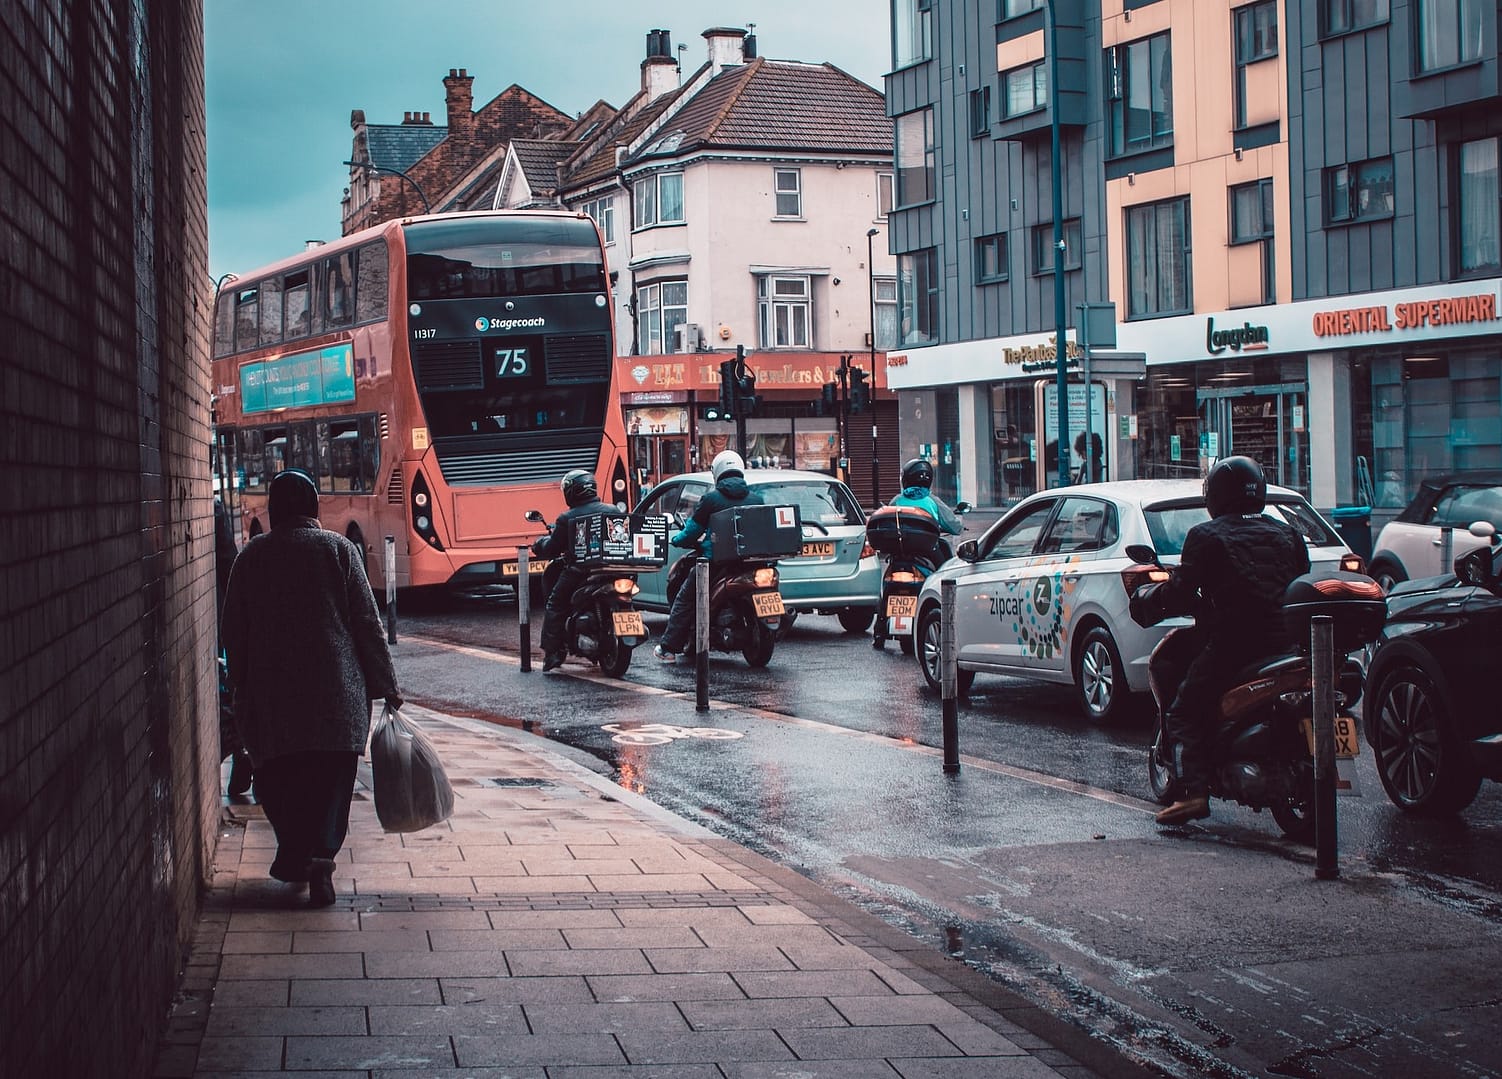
[1144,497,1340,556]
[751,481,863,527]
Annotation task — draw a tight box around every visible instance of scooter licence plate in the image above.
[886,595,918,618]
[752,592,786,618]
[1301,716,1361,759]
[612,610,646,636]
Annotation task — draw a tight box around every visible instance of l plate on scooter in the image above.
[612,610,646,636]
[1301,715,1361,759]
[752,591,786,617]
[886,595,918,618]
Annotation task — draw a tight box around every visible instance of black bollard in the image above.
[384,535,397,644]
[1311,614,1337,879]
[517,547,532,673]
[941,578,959,774]
[695,560,710,713]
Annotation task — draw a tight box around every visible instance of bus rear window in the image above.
[404,217,606,300]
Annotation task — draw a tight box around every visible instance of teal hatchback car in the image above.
[631,468,881,632]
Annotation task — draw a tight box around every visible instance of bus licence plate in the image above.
[612,610,645,636]
[752,592,786,618]
[886,595,918,618]
[800,542,835,558]
[1302,716,1361,759]
[502,559,550,576]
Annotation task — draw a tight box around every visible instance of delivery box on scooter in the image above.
[708,504,803,562]
[571,512,671,569]
[864,505,946,562]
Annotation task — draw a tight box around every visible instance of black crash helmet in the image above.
[901,458,934,489]
[561,469,598,507]
[1204,455,1267,518]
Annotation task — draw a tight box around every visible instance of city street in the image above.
[390,592,1502,1079]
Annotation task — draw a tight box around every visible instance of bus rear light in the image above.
[410,470,444,551]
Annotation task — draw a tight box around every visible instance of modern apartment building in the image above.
[883,0,1501,526]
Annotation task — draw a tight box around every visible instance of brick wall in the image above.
[0,2,215,1076]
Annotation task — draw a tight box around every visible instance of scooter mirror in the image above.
[955,501,973,514]
[524,509,545,523]
[1124,543,1160,565]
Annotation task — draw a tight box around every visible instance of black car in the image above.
[1364,523,1502,815]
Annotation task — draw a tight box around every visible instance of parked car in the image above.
[914,480,1358,722]
[1364,521,1502,815]
[1367,472,1502,592]
[631,467,880,632]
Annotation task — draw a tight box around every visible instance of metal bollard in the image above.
[517,547,532,673]
[1311,614,1338,879]
[941,578,960,774]
[384,535,397,644]
[695,560,710,713]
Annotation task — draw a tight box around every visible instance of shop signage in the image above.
[1007,333,1084,372]
[1206,317,1270,354]
[627,391,679,404]
[1311,293,1499,337]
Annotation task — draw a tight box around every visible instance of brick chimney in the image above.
[641,29,678,101]
[703,27,747,75]
[444,68,474,137]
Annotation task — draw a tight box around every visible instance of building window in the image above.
[1125,197,1192,318]
[1030,219,1083,275]
[1325,158,1394,224]
[1002,62,1048,118]
[896,109,935,206]
[970,87,992,137]
[1230,178,1275,305]
[1105,32,1174,157]
[876,172,894,218]
[1458,137,1500,275]
[581,196,615,244]
[1321,0,1388,36]
[632,172,684,228]
[636,280,688,355]
[1417,0,1484,73]
[1000,0,1042,16]
[1234,1,1278,130]
[898,248,939,346]
[894,0,933,68]
[975,233,1009,284]
[874,277,899,349]
[757,276,812,348]
[774,169,802,217]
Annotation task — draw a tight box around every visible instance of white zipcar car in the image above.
[914,480,1357,722]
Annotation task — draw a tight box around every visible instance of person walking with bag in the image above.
[221,469,401,907]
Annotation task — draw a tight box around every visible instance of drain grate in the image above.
[473,777,553,788]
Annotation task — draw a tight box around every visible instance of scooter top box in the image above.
[864,505,945,560]
[571,512,670,568]
[708,503,803,562]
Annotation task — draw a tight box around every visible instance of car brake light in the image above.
[1120,564,1169,597]
[860,540,875,560]
[1339,552,1365,574]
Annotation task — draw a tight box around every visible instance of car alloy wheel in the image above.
[918,605,973,695]
[1075,626,1129,723]
[1371,665,1481,815]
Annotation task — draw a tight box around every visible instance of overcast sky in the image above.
[206,1,892,281]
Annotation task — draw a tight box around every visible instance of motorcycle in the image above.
[866,501,969,655]
[664,544,784,667]
[1125,542,1385,842]
[525,509,650,678]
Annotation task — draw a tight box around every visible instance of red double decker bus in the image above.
[211,210,630,592]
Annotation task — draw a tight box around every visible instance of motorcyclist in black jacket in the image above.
[1140,456,1310,825]
[532,470,616,671]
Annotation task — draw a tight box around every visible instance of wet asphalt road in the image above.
[389,590,1502,1079]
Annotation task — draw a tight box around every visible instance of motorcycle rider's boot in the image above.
[542,650,566,671]
[872,633,886,650]
[1155,794,1210,825]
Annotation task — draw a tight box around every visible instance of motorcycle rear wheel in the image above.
[1270,796,1316,845]
[1147,732,1176,805]
[742,620,776,667]
[597,629,632,678]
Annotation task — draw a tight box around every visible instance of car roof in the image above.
[1418,471,1502,488]
[658,468,852,486]
[1017,478,1308,506]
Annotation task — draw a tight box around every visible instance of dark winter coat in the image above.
[531,498,617,561]
[671,475,762,560]
[221,517,399,765]
[1153,513,1310,652]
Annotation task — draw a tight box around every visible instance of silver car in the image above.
[915,480,1355,722]
[631,468,881,632]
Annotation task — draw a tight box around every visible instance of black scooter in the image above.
[526,509,649,678]
[1126,543,1383,842]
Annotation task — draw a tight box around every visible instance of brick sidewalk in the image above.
[154,705,1149,1078]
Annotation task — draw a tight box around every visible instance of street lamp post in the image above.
[1045,0,1071,489]
[866,227,881,509]
[343,160,432,214]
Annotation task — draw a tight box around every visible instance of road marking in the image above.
[405,634,1158,814]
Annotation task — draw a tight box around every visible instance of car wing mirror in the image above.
[956,539,979,563]
[1124,543,1161,566]
[1469,520,1497,540]
[1456,545,1496,589]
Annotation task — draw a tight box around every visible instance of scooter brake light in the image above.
[1311,576,1383,598]
[888,570,923,584]
[753,567,778,588]
[611,577,638,596]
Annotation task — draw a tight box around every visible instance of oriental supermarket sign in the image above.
[1312,293,1500,337]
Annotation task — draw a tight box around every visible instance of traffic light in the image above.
[699,404,727,422]
[816,381,838,416]
[848,367,871,413]
[734,367,758,416]
[718,358,736,417]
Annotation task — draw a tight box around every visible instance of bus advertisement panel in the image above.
[211,210,630,592]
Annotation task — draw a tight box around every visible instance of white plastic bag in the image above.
[370,704,455,832]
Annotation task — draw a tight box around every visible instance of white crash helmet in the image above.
[710,450,745,482]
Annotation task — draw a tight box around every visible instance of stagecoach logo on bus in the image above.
[472,315,547,332]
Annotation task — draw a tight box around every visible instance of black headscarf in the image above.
[268,469,320,528]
